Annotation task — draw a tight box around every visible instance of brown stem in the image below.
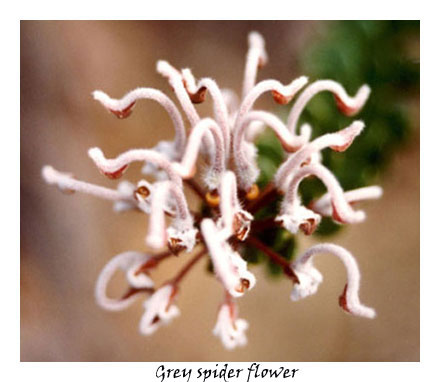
[169,247,207,285]
[134,251,174,275]
[251,217,279,232]
[247,236,299,283]
[191,210,203,224]
[120,286,155,300]
[224,290,233,305]
[185,179,205,200]
[247,182,279,213]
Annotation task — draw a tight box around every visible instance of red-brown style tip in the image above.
[299,218,319,235]
[103,165,128,179]
[334,95,358,117]
[338,284,350,313]
[109,101,136,119]
[271,90,290,105]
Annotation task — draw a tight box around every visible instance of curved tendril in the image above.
[146,181,193,250]
[287,79,370,135]
[292,243,376,318]
[213,299,249,350]
[283,163,366,224]
[242,31,268,99]
[201,218,255,298]
[181,69,231,155]
[218,172,253,241]
[95,251,153,311]
[233,78,309,191]
[311,186,383,216]
[239,110,307,151]
[172,118,225,189]
[139,284,180,336]
[156,60,200,127]
[219,171,240,236]
[235,77,308,133]
[42,165,132,202]
[88,147,183,187]
[92,88,186,156]
[275,120,365,191]
[233,110,308,190]
[156,60,215,160]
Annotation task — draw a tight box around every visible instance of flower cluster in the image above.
[42,31,382,350]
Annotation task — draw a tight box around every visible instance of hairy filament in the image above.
[235,78,308,132]
[172,118,225,189]
[42,165,132,202]
[287,80,370,135]
[201,218,256,298]
[292,243,376,318]
[213,299,249,350]
[146,181,194,250]
[240,110,307,151]
[242,31,268,98]
[156,60,200,127]
[283,163,366,224]
[275,120,364,191]
[92,88,186,156]
[232,110,308,191]
[157,60,215,160]
[220,171,240,236]
[95,251,154,311]
[139,284,180,336]
[311,186,383,216]
[219,171,252,240]
[88,147,183,187]
[181,69,231,154]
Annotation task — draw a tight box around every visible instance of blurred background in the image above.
[20,21,419,361]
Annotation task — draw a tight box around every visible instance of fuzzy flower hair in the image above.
[42,31,381,350]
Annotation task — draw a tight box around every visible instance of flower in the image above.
[145,180,197,252]
[310,186,383,217]
[213,300,249,350]
[276,201,322,236]
[42,31,381,348]
[139,285,180,336]
[201,218,256,298]
[291,243,376,319]
[277,163,367,232]
[94,251,154,312]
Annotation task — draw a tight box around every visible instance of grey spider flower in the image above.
[42,31,381,350]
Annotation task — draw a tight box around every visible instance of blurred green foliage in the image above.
[247,20,420,277]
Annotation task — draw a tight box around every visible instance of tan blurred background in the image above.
[20,21,419,361]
